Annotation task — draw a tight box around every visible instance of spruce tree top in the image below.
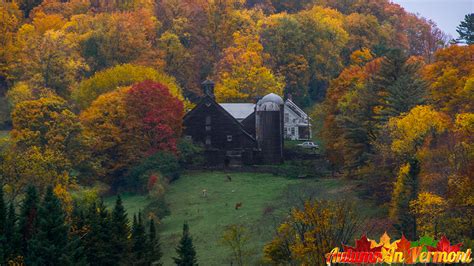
[457,13,474,44]
[173,222,198,266]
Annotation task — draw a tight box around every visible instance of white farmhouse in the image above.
[284,99,311,140]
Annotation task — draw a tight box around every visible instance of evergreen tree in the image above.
[0,186,6,264]
[70,201,86,237]
[131,211,147,264]
[18,186,39,255]
[83,200,115,266]
[173,222,198,266]
[68,201,88,265]
[110,195,130,264]
[338,80,380,173]
[389,158,420,240]
[26,186,70,265]
[0,187,5,235]
[148,218,162,265]
[4,203,20,261]
[456,13,474,44]
[19,0,43,18]
[370,49,426,121]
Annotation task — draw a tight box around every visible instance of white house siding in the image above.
[284,100,311,140]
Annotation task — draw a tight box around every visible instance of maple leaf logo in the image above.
[426,235,462,253]
[343,235,383,252]
[370,232,399,250]
[395,234,415,263]
[411,235,437,252]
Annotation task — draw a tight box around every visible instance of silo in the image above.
[256,93,284,164]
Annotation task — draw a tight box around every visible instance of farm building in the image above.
[284,98,312,140]
[183,80,287,166]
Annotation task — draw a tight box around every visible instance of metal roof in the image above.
[219,103,255,121]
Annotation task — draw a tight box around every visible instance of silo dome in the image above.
[260,93,284,105]
[257,93,284,111]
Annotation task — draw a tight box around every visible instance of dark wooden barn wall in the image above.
[183,98,256,157]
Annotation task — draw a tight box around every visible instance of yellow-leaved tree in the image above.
[215,32,284,102]
[72,64,185,109]
[1,95,86,200]
[409,192,447,236]
[388,105,450,156]
[263,200,360,265]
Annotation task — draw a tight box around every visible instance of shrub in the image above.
[144,173,170,220]
[177,138,205,167]
[143,195,170,219]
[126,151,181,192]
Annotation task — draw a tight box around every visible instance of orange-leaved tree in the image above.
[80,80,184,184]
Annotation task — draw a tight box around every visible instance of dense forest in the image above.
[0,0,472,265]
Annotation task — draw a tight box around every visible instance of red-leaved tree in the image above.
[126,80,184,155]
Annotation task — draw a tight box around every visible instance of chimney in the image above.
[201,79,215,99]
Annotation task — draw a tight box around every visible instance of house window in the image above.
[205,136,211,145]
[227,135,233,142]
[291,127,295,136]
[205,115,212,131]
[284,113,289,123]
[185,135,192,141]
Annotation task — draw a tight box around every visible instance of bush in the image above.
[126,151,181,192]
[143,195,170,219]
[177,138,205,167]
[71,184,104,207]
[144,170,171,220]
[271,160,324,179]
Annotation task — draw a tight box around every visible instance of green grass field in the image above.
[104,193,153,220]
[106,171,385,265]
[0,130,9,141]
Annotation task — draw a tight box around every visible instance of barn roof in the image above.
[219,103,255,121]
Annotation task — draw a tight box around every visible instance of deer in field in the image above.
[235,202,242,210]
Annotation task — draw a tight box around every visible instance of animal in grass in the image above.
[202,189,207,198]
[235,202,242,210]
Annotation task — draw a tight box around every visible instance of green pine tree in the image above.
[371,49,426,121]
[456,13,474,44]
[83,200,115,266]
[148,218,162,265]
[67,201,88,266]
[338,80,380,173]
[173,222,198,266]
[18,186,39,255]
[26,186,70,265]
[4,203,20,262]
[110,195,130,264]
[131,211,147,265]
[0,186,5,235]
[0,186,6,264]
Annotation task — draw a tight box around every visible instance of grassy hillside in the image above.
[0,130,9,141]
[160,171,382,265]
[104,193,152,220]
[106,171,385,265]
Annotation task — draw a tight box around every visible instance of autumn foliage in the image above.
[80,80,184,182]
[0,0,471,262]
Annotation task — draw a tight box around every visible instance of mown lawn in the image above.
[106,171,385,265]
